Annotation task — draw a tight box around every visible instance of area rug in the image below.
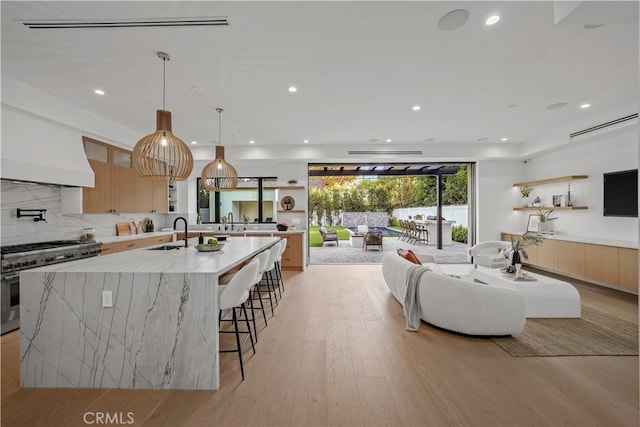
[492,306,638,357]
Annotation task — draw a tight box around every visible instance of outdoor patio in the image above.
[309,236,470,265]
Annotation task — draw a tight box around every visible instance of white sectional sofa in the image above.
[381,252,526,336]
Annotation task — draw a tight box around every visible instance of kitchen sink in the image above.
[146,245,183,251]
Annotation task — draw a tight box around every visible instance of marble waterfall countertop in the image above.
[20,236,279,391]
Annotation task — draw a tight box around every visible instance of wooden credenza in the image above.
[502,233,638,293]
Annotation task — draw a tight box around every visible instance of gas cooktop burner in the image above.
[1,240,96,255]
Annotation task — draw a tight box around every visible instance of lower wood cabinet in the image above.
[101,235,173,255]
[536,239,558,271]
[619,248,639,292]
[281,233,303,271]
[584,244,619,285]
[558,241,585,279]
[502,233,638,293]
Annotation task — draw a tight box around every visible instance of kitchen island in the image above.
[19,236,279,390]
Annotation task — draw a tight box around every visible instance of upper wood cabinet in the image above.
[82,137,167,214]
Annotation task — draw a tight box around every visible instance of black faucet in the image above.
[228,212,234,231]
[173,216,188,247]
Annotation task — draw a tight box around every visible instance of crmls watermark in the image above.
[83,412,135,425]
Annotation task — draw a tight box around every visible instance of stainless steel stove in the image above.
[1,239,102,334]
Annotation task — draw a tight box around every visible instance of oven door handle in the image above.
[2,273,20,280]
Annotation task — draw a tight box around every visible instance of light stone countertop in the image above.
[502,231,638,249]
[30,236,280,274]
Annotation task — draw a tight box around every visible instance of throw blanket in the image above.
[403,264,431,331]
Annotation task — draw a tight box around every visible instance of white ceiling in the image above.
[1,1,638,157]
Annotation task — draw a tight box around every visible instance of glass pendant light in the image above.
[133,52,193,181]
[201,108,239,191]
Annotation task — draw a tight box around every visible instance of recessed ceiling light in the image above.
[368,138,380,143]
[424,138,436,142]
[412,105,421,111]
[94,89,105,95]
[508,104,517,108]
[580,103,591,109]
[438,9,470,31]
[501,137,508,142]
[191,85,205,92]
[477,137,490,142]
[303,139,309,143]
[545,102,568,110]
[385,139,392,143]
[249,140,255,144]
[584,24,605,30]
[485,15,500,26]
[288,86,297,93]
[191,141,198,145]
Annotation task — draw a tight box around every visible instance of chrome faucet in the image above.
[228,212,234,231]
[173,216,188,247]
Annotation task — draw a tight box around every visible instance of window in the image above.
[197,177,277,223]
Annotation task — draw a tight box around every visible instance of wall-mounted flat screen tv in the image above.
[603,169,638,217]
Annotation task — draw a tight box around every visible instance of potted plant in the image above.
[287,179,298,185]
[520,186,532,207]
[506,231,545,267]
[537,209,558,234]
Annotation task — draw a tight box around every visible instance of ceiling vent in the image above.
[348,150,422,155]
[22,17,229,29]
[570,113,638,141]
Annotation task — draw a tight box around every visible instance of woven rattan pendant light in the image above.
[201,108,238,191]
[133,52,193,181]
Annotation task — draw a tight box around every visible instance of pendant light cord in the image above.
[162,57,166,111]
[217,108,223,146]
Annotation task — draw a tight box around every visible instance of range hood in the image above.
[1,76,95,187]
[1,106,95,187]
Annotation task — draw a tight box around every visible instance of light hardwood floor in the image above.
[1,265,638,426]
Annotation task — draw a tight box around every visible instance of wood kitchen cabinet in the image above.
[281,233,303,270]
[134,176,168,213]
[83,137,168,213]
[101,235,174,255]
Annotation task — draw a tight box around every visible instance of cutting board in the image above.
[116,222,131,236]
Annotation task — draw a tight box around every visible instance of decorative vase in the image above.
[511,250,522,266]
[522,197,529,207]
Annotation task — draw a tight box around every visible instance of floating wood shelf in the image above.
[277,209,305,213]
[513,206,588,211]
[276,186,305,190]
[513,175,588,187]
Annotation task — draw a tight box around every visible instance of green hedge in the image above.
[451,224,468,243]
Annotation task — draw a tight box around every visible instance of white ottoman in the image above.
[470,268,581,318]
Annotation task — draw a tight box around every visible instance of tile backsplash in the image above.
[1,180,170,245]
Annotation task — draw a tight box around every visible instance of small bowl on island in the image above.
[195,240,224,252]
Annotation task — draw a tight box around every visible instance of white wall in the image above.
[475,159,525,242]
[519,124,638,242]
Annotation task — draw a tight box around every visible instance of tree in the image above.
[442,165,468,205]
[413,176,437,206]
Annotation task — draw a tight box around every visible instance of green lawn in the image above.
[308,226,351,247]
